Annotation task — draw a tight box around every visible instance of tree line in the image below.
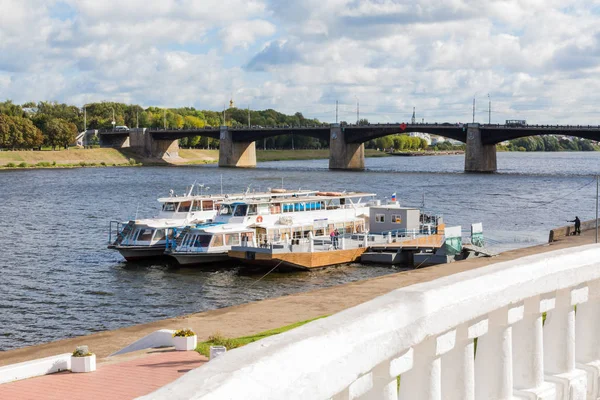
[1,99,598,152]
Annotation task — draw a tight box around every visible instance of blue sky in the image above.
[1,0,600,124]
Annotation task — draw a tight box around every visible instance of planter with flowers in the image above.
[172,329,197,351]
[71,346,96,373]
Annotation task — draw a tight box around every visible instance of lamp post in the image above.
[488,93,491,125]
[355,96,359,125]
[83,104,88,132]
[111,107,116,131]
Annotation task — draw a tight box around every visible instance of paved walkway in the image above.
[0,350,206,400]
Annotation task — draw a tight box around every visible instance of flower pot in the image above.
[71,354,96,373]
[173,335,197,351]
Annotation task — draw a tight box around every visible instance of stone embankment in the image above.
[1,223,598,367]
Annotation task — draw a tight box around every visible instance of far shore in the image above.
[0,224,594,367]
[0,148,390,169]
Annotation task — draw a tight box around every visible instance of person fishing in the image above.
[568,216,581,235]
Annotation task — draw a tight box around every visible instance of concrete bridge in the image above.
[98,123,600,172]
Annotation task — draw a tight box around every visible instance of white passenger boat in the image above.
[108,185,316,261]
[167,191,378,266]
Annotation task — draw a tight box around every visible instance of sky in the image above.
[1,0,600,124]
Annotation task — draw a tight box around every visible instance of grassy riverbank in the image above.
[0,148,389,168]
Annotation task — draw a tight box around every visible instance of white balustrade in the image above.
[140,244,600,400]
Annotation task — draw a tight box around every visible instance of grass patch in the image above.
[196,316,327,357]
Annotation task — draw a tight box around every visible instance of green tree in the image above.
[45,118,78,149]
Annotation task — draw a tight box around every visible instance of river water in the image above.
[1,152,599,351]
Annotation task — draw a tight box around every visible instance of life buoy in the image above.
[256,216,263,223]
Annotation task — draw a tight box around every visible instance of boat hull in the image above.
[168,252,231,266]
[110,245,167,262]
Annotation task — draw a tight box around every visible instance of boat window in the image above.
[391,215,402,224]
[213,234,224,247]
[315,228,324,237]
[258,204,270,214]
[162,202,177,212]
[375,214,385,223]
[178,201,192,213]
[191,201,202,212]
[182,234,193,247]
[270,204,281,214]
[247,204,258,216]
[153,229,166,242]
[137,228,154,241]
[193,234,212,248]
[241,232,254,245]
[219,204,233,215]
[224,233,240,246]
[203,200,214,211]
[234,204,248,217]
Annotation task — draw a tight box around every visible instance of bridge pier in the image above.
[218,126,256,168]
[130,129,180,160]
[464,123,497,173]
[328,124,365,170]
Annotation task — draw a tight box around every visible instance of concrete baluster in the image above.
[576,280,600,364]
[474,306,513,400]
[398,338,441,400]
[512,296,558,398]
[360,362,398,400]
[543,288,587,399]
[441,325,474,400]
[544,289,575,374]
[575,280,600,399]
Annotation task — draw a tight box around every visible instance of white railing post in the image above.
[512,296,557,398]
[475,306,513,400]
[341,236,346,250]
[576,280,600,400]
[398,337,442,400]
[360,361,398,400]
[441,324,476,400]
[309,232,314,253]
[387,232,392,244]
[544,288,587,399]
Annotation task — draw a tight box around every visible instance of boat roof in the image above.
[157,189,317,203]
[218,192,377,205]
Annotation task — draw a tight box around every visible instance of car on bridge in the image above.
[114,125,129,132]
[506,120,527,127]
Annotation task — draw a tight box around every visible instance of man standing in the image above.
[569,216,581,235]
[330,229,336,249]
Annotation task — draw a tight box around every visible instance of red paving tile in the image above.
[0,350,206,400]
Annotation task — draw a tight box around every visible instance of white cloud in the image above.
[0,0,600,124]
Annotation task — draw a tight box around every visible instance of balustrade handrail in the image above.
[142,244,600,400]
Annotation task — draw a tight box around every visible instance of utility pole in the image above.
[247,106,250,128]
[596,175,599,243]
[355,97,359,125]
[472,97,475,123]
[488,94,491,125]
[223,105,226,126]
[136,111,139,129]
[411,107,416,124]
[84,105,87,132]
[163,108,166,129]
[336,100,338,124]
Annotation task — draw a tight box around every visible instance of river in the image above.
[1,152,599,351]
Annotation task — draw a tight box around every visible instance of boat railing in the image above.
[250,233,389,253]
[108,220,126,245]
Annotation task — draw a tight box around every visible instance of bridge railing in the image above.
[141,244,600,400]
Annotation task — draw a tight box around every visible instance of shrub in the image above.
[79,161,86,167]
[36,162,51,167]
[52,161,56,166]
[128,158,136,165]
[173,328,196,338]
[18,162,27,168]
[72,345,93,357]
[100,162,106,166]
[6,162,16,168]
